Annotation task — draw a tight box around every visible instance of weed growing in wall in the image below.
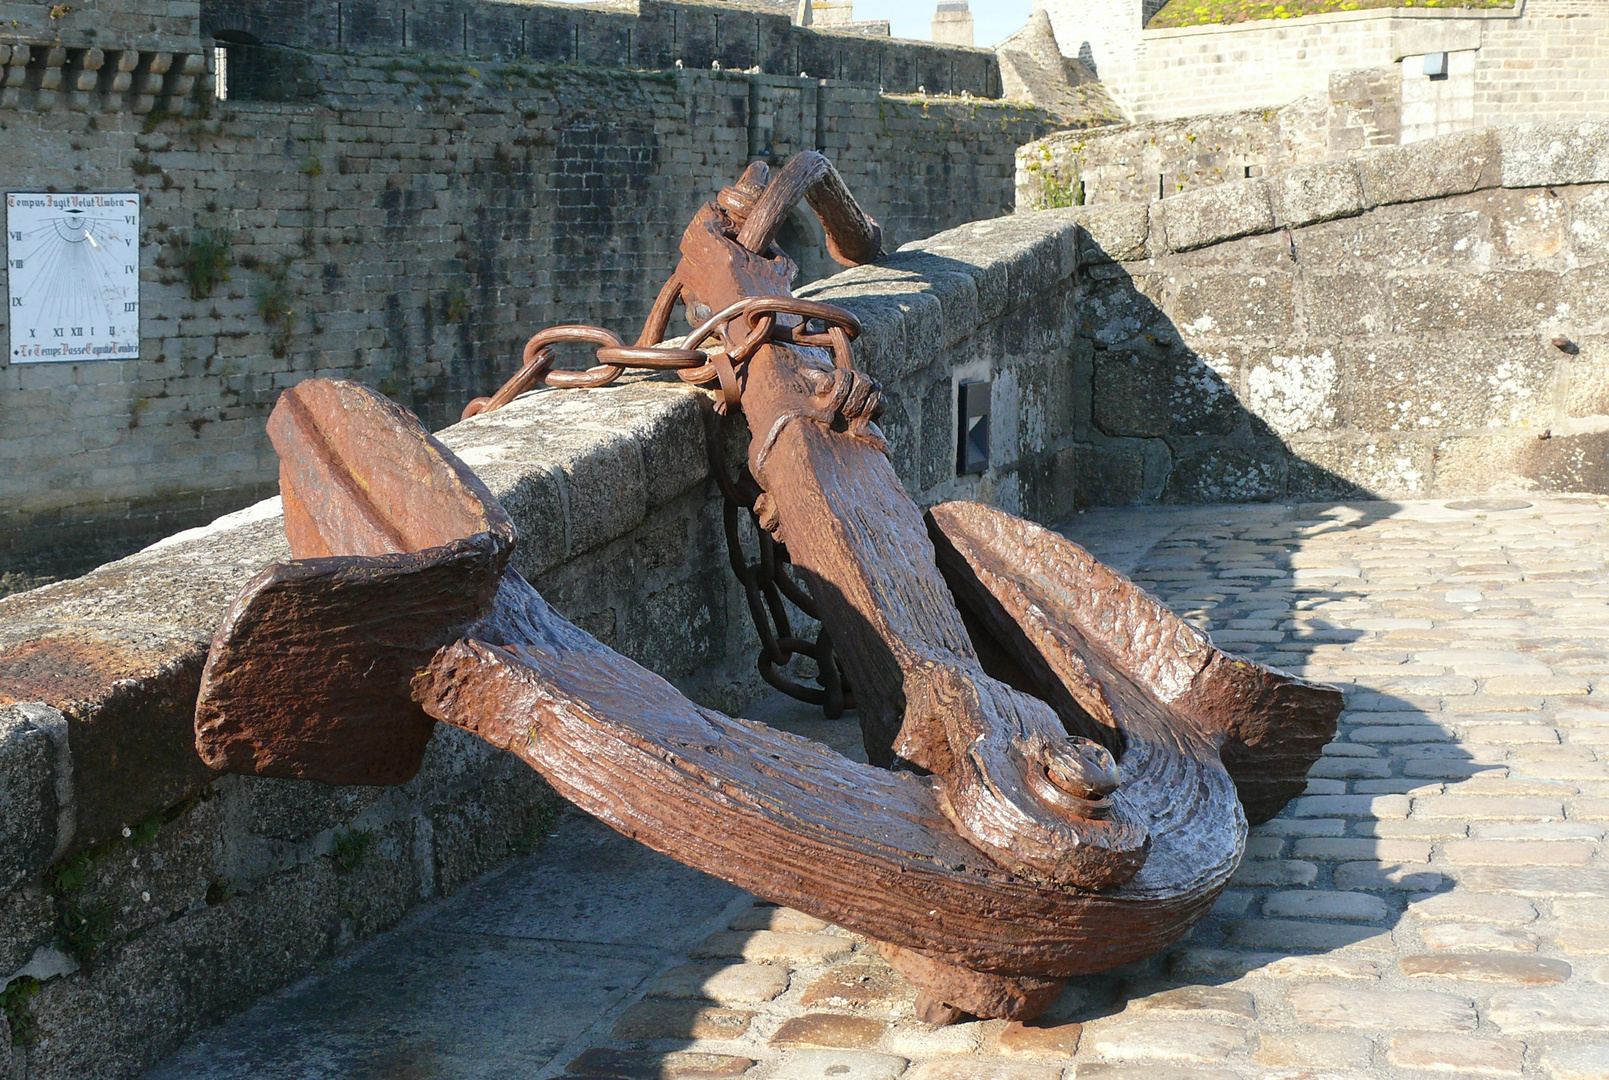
[1024,144,1086,210]
[329,829,373,874]
[1,978,40,1046]
[255,258,298,358]
[511,800,564,857]
[178,228,232,301]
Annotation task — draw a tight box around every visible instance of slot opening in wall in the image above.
[957,380,991,476]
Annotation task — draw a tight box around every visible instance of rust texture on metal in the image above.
[194,151,1343,1022]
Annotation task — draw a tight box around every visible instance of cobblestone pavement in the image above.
[145,498,1609,1080]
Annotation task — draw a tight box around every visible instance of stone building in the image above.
[1040,0,1609,131]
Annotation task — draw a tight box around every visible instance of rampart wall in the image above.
[0,0,1043,569]
[200,0,1001,96]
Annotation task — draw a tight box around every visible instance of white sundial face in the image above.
[6,192,141,363]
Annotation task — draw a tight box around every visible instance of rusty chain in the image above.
[463,285,864,715]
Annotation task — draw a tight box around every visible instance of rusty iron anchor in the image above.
[193,153,1343,1024]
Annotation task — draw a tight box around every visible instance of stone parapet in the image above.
[1040,120,1609,504]
[199,0,1002,98]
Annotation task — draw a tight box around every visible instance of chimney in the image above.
[932,1,973,47]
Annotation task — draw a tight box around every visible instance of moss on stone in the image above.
[1148,0,1513,29]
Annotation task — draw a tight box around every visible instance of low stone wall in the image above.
[1055,120,1609,503]
[0,202,1091,1078]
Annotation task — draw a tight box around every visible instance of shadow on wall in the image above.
[1073,255,1370,508]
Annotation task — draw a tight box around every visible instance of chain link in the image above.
[464,281,864,714]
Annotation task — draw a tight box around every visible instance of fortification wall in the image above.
[1041,0,1608,128]
[199,0,1001,96]
[0,39,1047,567]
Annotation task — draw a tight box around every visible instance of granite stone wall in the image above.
[1053,122,1609,505]
[0,0,1045,568]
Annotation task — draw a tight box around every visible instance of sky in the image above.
[848,1,1035,48]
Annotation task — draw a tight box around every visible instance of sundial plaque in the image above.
[6,191,140,363]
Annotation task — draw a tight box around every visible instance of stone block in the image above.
[1288,436,1431,499]
[1389,270,1559,334]
[771,1013,888,1050]
[425,763,557,896]
[872,253,985,353]
[801,956,915,1013]
[0,704,60,894]
[1126,985,1255,1019]
[1254,1030,1371,1069]
[1262,889,1389,922]
[1288,985,1477,1030]
[1066,204,1150,264]
[1227,917,1391,951]
[1544,1044,1609,1080]
[1488,988,1609,1032]
[1388,1033,1525,1077]
[236,775,386,844]
[692,930,855,964]
[1392,20,1483,59]
[1093,344,1241,440]
[1157,179,1275,252]
[565,1049,753,1079]
[1276,160,1365,227]
[650,962,790,1005]
[1348,335,1558,434]
[1358,130,1497,206]
[1408,892,1536,925]
[1501,120,1609,188]
[1510,430,1609,494]
[1566,339,1609,418]
[612,999,755,1041]
[1164,446,1285,504]
[909,1061,1063,1080]
[1167,271,1294,339]
[56,793,227,954]
[770,1050,908,1080]
[1401,953,1570,984]
[1079,273,1171,348]
[0,887,57,978]
[1083,1018,1248,1063]
[617,576,721,679]
[1074,1066,1239,1080]
[1074,440,1170,506]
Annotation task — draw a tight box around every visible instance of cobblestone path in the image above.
[146,498,1609,1080]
